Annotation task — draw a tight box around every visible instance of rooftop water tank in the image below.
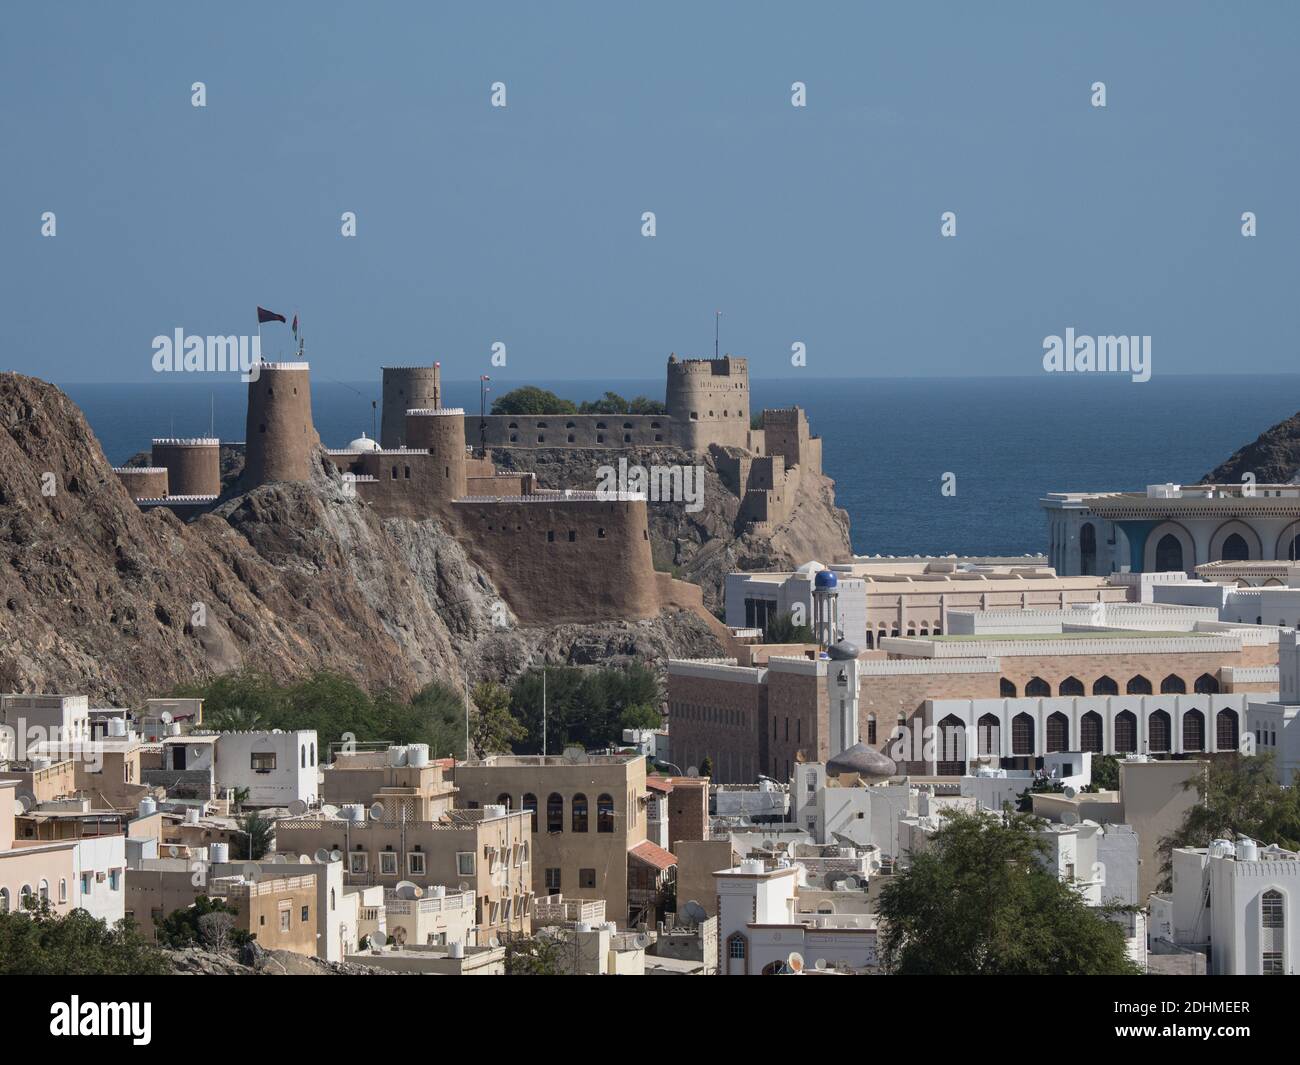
[342,804,366,822]
[429,885,446,898]
[448,941,465,958]
[1236,837,1259,861]
[740,859,765,875]
[387,746,408,768]
[483,803,507,819]
[138,797,157,818]
[1209,838,1234,859]
[209,842,229,863]
[407,743,430,767]
[185,807,200,825]
[109,718,127,737]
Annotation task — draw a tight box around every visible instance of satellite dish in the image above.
[370,931,387,949]
[160,711,173,724]
[315,848,331,863]
[562,746,584,764]
[329,849,342,862]
[288,799,307,816]
[786,951,805,974]
[298,854,312,864]
[242,863,260,882]
[489,936,499,947]
[273,853,288,864]
[686,766,699,778]
[1062,785,1077,799]
[390,926,407,946]
[167,845,179,857]
[682,900,706,926]
[634,933,651,949]
[320,804,339,818]
[13,796,29,814]
[395,880,419,900]
[1061,811,1080,826]
[814,958,827,971]
[458,882,471,893]
[369,802,386,821]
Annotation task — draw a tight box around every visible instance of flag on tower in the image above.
[257,306,286,325]
[291,314,299,339]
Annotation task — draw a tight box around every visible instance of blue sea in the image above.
[62,375,1300,559]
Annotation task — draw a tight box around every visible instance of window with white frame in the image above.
[349,851,368,874]
[379,851,398,876]
[408,852,426,876]
[456,852,476,877]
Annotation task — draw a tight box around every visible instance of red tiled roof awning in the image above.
[629,840,677,871]
[645,777,674,794]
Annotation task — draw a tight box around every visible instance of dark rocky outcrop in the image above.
[0,374,722,705]
[1203,411,1300,485]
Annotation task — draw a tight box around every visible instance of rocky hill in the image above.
[0,374,723,705]
[1202,410,1300,485]
[489,445,853,608]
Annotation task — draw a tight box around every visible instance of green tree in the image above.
[203,705,267,732]
[231,812,274,860]
[627,395,667,415]
[504,933,566,975]
[578,391,630,414]
[470,680,526,757]
[764,610,815,644]
[155,896,250,950]
[1157,753,1300,889]
[878,809,1140,975]
[0,904,169,975]
[491,386,577,416]
[699,755,714,778]
[1088,755,1120,792]
[619,703,662,733]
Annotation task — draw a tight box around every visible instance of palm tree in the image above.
[204,706,266,732]
[231,812,273,860]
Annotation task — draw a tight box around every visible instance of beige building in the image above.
[453,753,666,926]
[275,805,532,945]
[126,859,318,954]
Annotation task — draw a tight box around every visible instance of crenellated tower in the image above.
[381,365,442,449]
[244,362,319,484]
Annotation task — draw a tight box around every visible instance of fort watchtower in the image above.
[151,437,221,497]
[381,365,442,449]
[405,407,468,502]
[664,354,750,451]
[244,362,319,485]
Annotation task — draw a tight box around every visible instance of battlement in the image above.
[406,407,465,417]
[254,361,310,371]
[113,466,168,474]
[150,437,219,446]
[666,354,748,376]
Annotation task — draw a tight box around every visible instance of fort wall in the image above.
[451,495,660,623]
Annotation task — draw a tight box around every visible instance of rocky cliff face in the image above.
[488,445,853,609]
[1203,410,1300,485]
[0,374,722,705]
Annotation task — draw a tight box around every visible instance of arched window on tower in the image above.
[546,793,564,833]
[1092,675,1118,695]
[1160,674,1186,694]
[1114,710,1137,754]
[571,793,589,833]
[1026,677,1051,698]
[1046,712,1069,753]
[1148,710,1171,753]
[1126,675,1152,695]
[1059,676,1084,697]
[1182,709,1205,752]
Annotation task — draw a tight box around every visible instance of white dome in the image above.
[795,560,825,576]
[348,432,381,452]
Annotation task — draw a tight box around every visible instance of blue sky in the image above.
[2,1,1296,384]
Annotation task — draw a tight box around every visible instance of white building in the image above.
[0,695,90,757]
[715,859,878,975]
[160,730,319,807]
[1160,838,1300,974]
[72,835,126,926]
[1044,482,1300,577]
[1247,628,1300,784]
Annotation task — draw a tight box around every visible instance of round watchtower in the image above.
[113,466,169,501]
[244,362,318,485]
[665,353,750,451]
[405,407,467,500]
[382,365,442,449]
[151,437,221,497]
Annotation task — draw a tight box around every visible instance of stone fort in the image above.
[111,354,825,628]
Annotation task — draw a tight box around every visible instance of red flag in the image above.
[257,306,286,325]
